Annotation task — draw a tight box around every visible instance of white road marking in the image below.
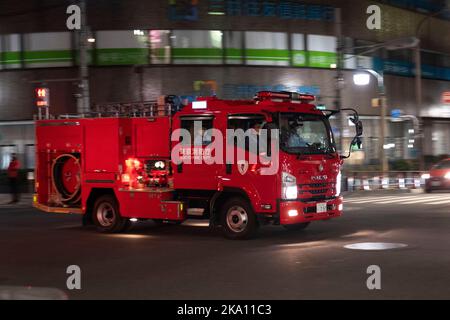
[344,194,450,206]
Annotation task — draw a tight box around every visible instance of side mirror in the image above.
[355,120,363,137]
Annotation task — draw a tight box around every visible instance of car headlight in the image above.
[282,172,298,200]
[335,171,342,196]
[445,172,450,180]
[421,173,430,180]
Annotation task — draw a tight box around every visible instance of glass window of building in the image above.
[172,30,223,64]
[150,30,171,64]
[96,30,149,66]
[307,34,337,68]
[245,32,289,66]
[224,31,243,64]
[23,32,72,68]
[0,34,21,69]
[291,34,306,67]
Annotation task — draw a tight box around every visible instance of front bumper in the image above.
[279,196,343,225]
[426,178,450,190]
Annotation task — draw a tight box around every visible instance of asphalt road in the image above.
[0,192,449,300]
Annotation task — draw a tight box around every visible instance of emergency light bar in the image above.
[256,91,315,103]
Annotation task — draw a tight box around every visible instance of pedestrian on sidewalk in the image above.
[7,153,20,204]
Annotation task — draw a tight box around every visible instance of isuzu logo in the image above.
[312,175,328,181]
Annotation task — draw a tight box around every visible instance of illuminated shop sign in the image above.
[169,0,335,21]
[168,0,199,21]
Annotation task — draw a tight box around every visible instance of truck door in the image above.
[173,115,220,190]
[224,114,278,211]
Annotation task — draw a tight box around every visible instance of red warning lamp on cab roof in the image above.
[256,91,315,103]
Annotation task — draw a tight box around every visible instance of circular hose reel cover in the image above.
[52,154,81,205]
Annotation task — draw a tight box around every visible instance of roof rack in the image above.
[53,101,172,120]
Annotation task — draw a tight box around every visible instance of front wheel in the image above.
[220,197,258,240]
[283,222,310,231]
[92,195,129,233]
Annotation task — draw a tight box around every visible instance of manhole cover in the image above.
[344,242,408,251]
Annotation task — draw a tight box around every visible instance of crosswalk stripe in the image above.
[344,194,450,205]
[427,200,450,205]
[380,196,449,204]
[346,195,425,204]
[345,196,412,202]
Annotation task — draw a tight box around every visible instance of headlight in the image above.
[445,172,450,180]
[335,171,342,196]
[282,172,297,200]
[421,173,430,180]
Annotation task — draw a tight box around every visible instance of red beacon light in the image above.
[256,91,315,103]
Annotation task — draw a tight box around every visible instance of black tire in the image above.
[92,195,129,233]
[283,222,310,231]
[220,197,258,240]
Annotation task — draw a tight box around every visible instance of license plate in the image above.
[317,203,327,213]
[431,181,441,187]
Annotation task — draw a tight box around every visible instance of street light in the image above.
[352,68,388,176]
[337,36,420,176]
[353,73,371,86]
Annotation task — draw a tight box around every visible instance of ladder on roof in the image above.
[53,100,173,120]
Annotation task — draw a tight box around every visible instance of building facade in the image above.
[0,0,449,169]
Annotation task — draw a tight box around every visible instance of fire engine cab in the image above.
[33,91,363,239]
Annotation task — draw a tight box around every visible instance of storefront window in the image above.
[23,32,72,68]
[291,33,306,67]
[150,30,171,64]
[96,30,149,66]
[172,30,223,64]
[0,34,21,69]
[245,32,289,66]
[224,31,243,64]
[307,34,337,68]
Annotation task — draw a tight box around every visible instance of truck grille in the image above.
[298,182,336,202]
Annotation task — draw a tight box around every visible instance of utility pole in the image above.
[78,0,90,114]
[334,8,346,154]
[378,73,389,177]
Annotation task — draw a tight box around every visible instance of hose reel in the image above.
[51,154,81,205]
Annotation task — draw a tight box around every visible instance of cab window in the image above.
[180,117,214,146]
[227,114,266,153]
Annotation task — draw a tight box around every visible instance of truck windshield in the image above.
[279,113,336,155]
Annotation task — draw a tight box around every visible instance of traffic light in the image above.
[35,87,50,108]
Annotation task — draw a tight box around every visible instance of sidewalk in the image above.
[0,193,33,209]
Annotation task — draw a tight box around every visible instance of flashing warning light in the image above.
[35,87,50,108]
[125,158,141,170]
[257,91,315,103]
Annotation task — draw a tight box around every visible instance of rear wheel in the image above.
[92,195,129,233]
[283,222,310,231]
[220,197,258,240]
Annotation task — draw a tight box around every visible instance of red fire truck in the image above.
[33,91,362,239]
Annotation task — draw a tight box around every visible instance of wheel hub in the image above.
[226,206,248,233]
[96,203,116,227]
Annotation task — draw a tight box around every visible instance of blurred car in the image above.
[424,158,450,193]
